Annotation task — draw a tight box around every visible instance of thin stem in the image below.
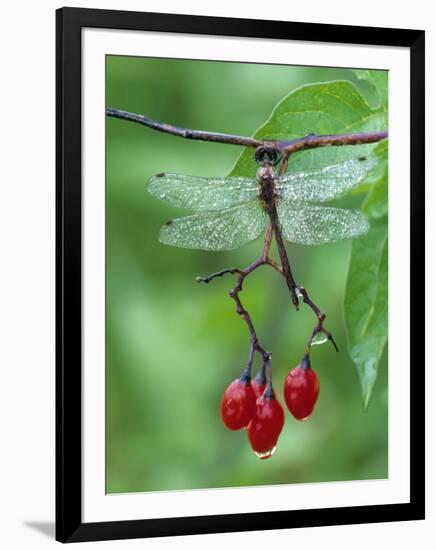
[264,357,273,386]
[297,285,339,353]
[196,268,243,284]
[229,275,271,364]
[107,107,388,153]
[245,338,256,374]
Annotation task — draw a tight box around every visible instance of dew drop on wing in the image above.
[277,201,370,245]
[276,156,378,203]
[148,173,259,211]
[158,202,266,250]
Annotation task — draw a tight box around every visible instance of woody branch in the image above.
[106,107,388,154]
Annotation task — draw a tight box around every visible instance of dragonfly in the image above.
[147,147,375,251]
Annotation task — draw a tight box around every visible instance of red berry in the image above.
[284,355,319,421]
[248,384,284,459]
[220,371,256,430]
[252,365,267,399]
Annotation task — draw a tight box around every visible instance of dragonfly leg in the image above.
[261,224,273,259]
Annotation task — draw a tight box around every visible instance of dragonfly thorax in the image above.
[257,165,279,212]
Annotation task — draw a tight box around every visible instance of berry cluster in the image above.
[220,353,319,459]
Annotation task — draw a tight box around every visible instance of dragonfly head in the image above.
[254,146,282,167]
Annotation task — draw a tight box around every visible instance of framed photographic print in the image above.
[56,7,425,543]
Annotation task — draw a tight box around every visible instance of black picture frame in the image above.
[56,6,425,543]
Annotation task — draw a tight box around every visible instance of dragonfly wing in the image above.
[277,200,370,245]
[277,156,377,202]
[148,173,258,211]
[159,201,267,251]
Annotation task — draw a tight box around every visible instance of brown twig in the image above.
[107,107,387,154]
[268,206,300,308]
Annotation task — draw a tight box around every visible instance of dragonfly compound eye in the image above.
[254,146,282,166]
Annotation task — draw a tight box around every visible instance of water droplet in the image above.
[296,288,304,298]
[311,333,328,346]
[254,446,276,460]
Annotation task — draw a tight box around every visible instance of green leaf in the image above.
[230,80,387,178]
[362,167,388,218]
[354,69,388,111]
[345,133,388,409]
[345,222,387,410]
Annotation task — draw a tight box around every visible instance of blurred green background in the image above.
[106,56,388,494]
